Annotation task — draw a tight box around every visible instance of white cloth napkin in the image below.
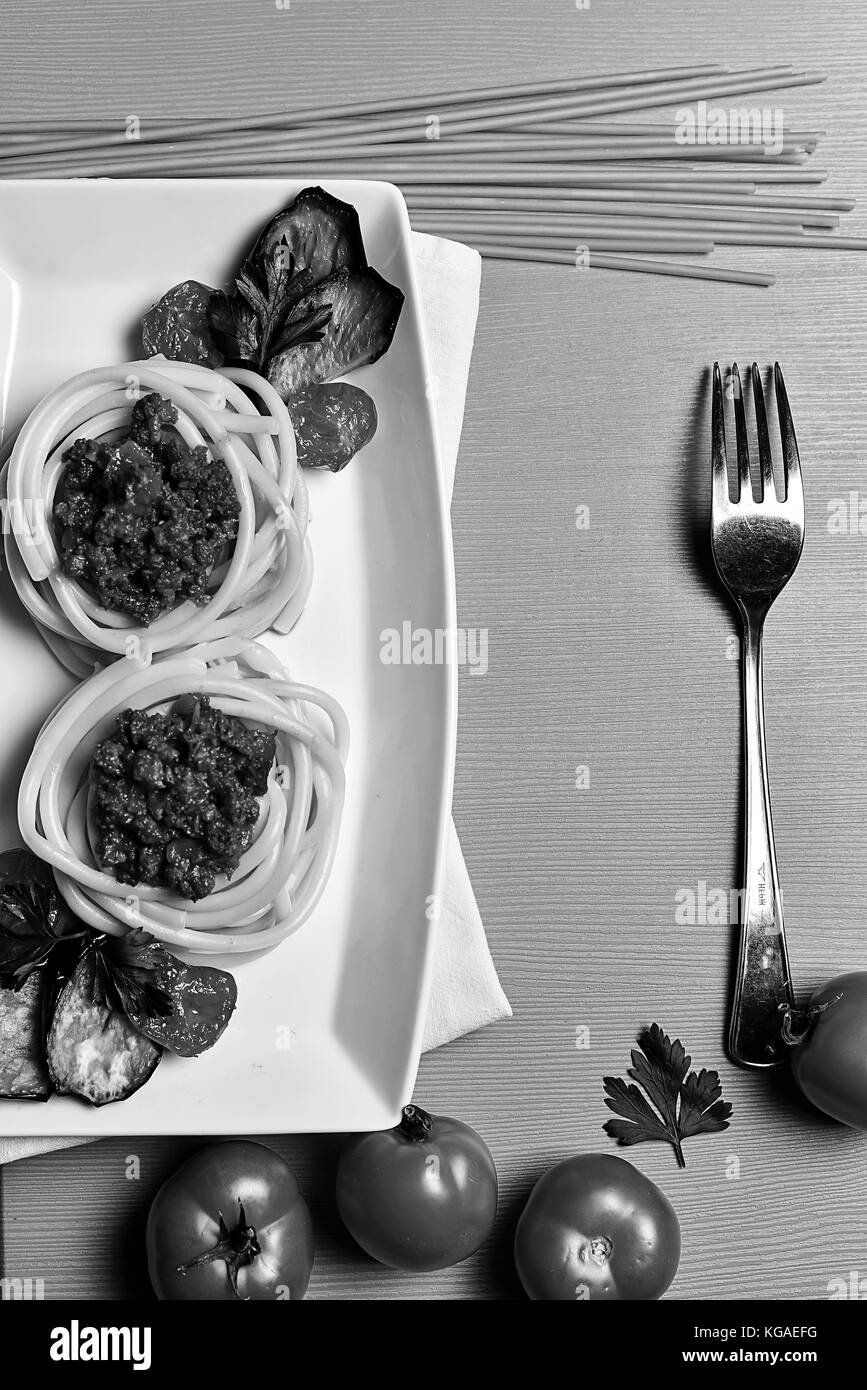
[0,232,511,1165]
[413,232,512,1051]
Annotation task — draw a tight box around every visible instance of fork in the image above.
[711,362,804,1068]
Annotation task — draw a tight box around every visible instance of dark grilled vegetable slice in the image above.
[267,268,404,398]
[0,972,51,1100]
[288,383,378,472]
[142,280,224,366]
[103,937,237,1058]
[251,186,367,285]
[47,950,161,1106]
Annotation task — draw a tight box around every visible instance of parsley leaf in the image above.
[93,930,173,1020]
[679,1067,732,1140]
[0,848,87,988]
[603,1023,733,1168]
[268,300,332,360]
[601,1077,672,1147]
[209,292,260,365]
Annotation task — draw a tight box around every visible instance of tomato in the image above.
[785,972,867,1129]
[336,1104,498,1271]
[514,1153,681,1301]
[146,1140,314,1300]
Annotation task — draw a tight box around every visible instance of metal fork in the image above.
[710,362,805,1068]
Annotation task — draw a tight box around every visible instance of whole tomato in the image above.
[515,1153,681,1301]
[786,972,867,1129]
[146,1140,314,1300]
[336,1104,498,1271]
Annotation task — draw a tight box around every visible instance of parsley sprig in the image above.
[0,848,86,988]
[209,236,332,370]
[603,1023,732,1168]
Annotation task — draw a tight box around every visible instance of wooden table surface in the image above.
[3,0,867,1301]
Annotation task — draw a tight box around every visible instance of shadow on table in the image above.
[674,361,731,619]
[675,362,751,1065]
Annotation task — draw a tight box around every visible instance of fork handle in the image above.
[729,611,795,1067]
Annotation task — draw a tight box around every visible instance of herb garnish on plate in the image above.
[141,186,404,472]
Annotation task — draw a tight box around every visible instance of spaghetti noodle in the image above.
[18,637,348,955]
[3,359,312,677]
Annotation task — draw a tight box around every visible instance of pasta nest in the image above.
[3,359,312,677]
[18,638,348,955]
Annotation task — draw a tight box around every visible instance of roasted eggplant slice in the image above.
[47,951,161,1106]
[251,186,367,285]
[288,383,378,472]
[0,972,51,1100]
[141,279,224,366]
[267,268,404,397]
[113,948,237,1058]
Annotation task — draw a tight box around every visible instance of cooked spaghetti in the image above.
[18,638,348,955]
[3,359,312,677]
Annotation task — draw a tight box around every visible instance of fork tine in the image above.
[751,362,774,501]
[712,362,729,508]
[774,363,802,507]
[732,363,751,501]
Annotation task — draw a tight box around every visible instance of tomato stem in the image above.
[585,1236,613,1267]
[176,1198,261,1299]
[780,1004,809,1046]
[780,993,842,1048]
[399,1104,433,1142]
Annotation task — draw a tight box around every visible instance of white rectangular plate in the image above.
[0,178,456,1135]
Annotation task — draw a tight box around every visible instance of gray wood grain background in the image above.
[2,0,867,1301]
